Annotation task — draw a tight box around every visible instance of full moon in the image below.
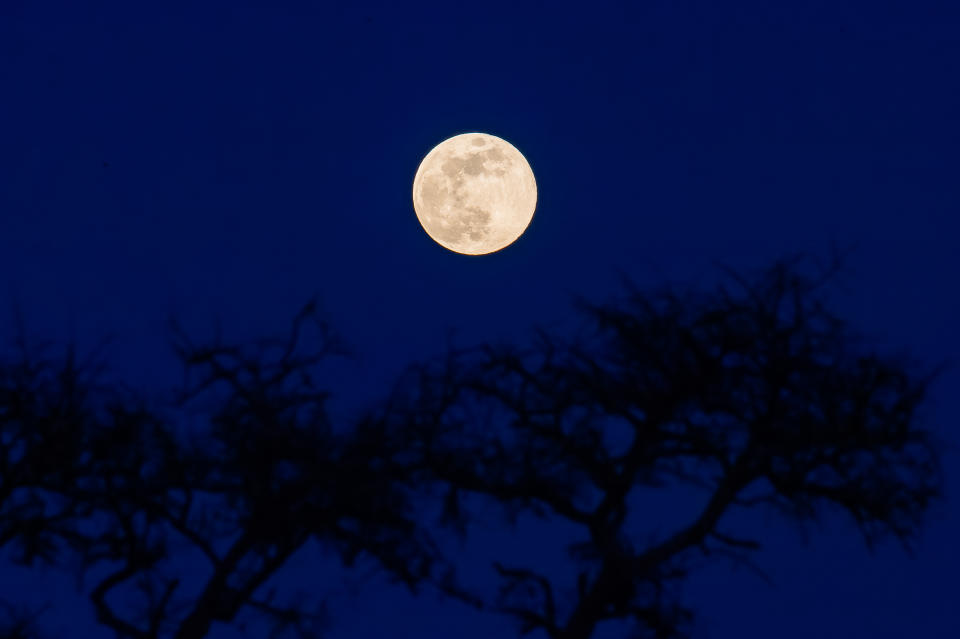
[412,132,537,255]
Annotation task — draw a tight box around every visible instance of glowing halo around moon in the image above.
[412,132,537,255]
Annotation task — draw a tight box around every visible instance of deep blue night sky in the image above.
[1,0,958,637]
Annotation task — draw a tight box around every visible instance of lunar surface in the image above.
[412,132,537,255]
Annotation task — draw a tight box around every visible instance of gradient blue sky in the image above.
[1,1,958,637]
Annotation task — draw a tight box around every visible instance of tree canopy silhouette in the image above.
[374,255,944,639]
[0,305,436,638]
[0,256,945,638]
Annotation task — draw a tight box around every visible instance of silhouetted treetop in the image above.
[378,255,943,639]
[0,256,946,639]
[0,303,437,639]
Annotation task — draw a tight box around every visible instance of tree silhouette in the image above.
[375,255,944,639]
[0,256,945,638]
[0,304,437,638]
